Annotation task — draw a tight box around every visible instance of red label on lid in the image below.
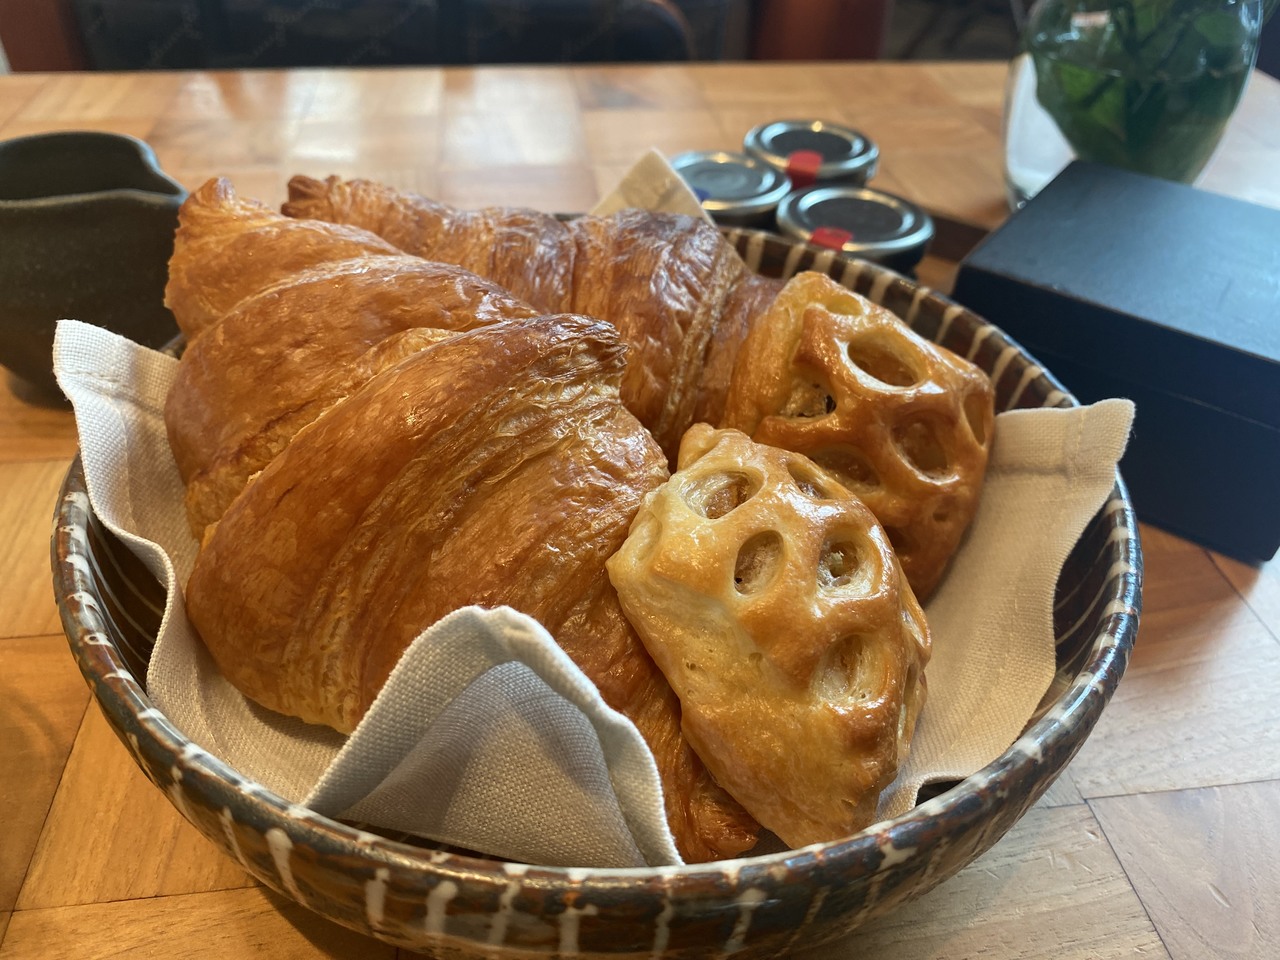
[810,226,853,250]
[786,149,823,188]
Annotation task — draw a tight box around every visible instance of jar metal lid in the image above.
[669,150,792,219]
[743,119,879,187]
[776,185,934,269]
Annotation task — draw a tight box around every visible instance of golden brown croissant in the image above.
[282,176,994,598]
[284,174,785,458]
[608,425,930,846]
[182,313,759,863]
[165,178,403,342]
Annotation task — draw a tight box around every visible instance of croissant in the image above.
[282,176,995,599]
[283,174,785,459]
[183,312,759,862]
[608,425,931,845]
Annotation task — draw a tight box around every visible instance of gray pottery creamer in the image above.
[0,131,186,396]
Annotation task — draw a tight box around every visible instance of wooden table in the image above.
[2,62,1278,960]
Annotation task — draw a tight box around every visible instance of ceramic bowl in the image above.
[51,233,1142,957]
[0,131,186,396]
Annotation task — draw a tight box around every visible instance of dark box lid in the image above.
[953,161,1280,430]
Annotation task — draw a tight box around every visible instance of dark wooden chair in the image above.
[2,0,742,70]
[0,0,895,71]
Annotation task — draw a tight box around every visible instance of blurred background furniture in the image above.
[4,0,1277,74]
[895,0,1023,60]
[0,0,898,71]
[751,0,892,60]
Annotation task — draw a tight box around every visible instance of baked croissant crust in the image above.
[284,174,784,457]
[607,425,931,846]
[722,272,995,599]
[183,313,759,863]
[164,179,545,539]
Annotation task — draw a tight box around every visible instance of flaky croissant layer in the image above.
[166,252,541,541]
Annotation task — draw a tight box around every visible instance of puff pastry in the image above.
[723,272,995,598]
[183,314,759,863]
[607,425,931,846]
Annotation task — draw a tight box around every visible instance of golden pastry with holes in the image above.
[722,272,994,599]
[607,424,931,847]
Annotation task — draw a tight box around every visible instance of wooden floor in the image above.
[1,62,1278,958]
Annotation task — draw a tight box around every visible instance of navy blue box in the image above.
[953,161,1280,561]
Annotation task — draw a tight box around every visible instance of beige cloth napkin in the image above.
[53,319,1133,867]
[589,148,708,219]
[877,399,1133,817]
[50,151,1135,867]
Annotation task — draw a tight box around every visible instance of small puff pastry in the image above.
[607,425,931,847]
[722,272,995,599]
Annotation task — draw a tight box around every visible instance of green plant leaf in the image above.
[1195,9,1250,47]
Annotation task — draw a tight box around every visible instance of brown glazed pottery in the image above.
[51,233,1141,957]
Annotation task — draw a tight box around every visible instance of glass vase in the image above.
[1003,0,1270,208]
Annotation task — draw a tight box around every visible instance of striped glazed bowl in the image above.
[51,231,1142,957]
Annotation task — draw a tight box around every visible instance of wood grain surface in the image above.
[1,61,1277,959]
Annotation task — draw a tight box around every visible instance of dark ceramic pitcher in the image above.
[0,131,187,397]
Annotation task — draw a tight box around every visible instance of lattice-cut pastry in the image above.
[607,424,931,847]
[722,272,994,599]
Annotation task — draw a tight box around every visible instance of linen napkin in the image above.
[876,399,1133,817]
[53,319,1132,867]
[589,148,708,219]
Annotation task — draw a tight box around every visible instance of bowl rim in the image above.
[49,235,1142,915]
[52,485,1140,887]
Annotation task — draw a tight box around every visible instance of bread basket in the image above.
[51,231,1141,957]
